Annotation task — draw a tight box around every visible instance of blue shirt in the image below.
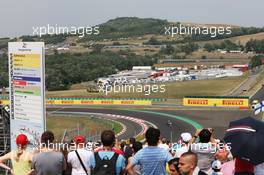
[131,146,173,175]
[90,151,125,175]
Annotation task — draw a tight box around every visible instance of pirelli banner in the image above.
[46,99,152,105]
[183,96,249,108]
[1,99,152,106]
[0,100,9,105]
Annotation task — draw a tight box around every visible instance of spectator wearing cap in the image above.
[174,132,192,158]
[0,134,34,175]
[126,127,173,175]
[189,128,217,174]
[212,160,223,175]
[67,135,93,175]
[32,131,66,175]
[214,144,235,175]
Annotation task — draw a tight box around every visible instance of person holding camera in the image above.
[189,128,217,175]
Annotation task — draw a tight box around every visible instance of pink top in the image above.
[221,160,235,175]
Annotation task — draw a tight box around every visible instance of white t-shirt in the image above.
[158,143,170,151]
[255,163,264,175]
[67,149,93,175]
[175,146,189,158]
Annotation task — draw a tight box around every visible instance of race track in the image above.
[48,107,255,142]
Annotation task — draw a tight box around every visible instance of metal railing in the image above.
[0,105,11,174]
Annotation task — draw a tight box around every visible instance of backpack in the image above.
[92,152,119,175]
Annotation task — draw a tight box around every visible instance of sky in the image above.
[1,0,263,37]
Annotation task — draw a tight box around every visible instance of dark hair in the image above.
[161,138,167,144]
[132,142,143,153]
[181,151,198,166]
[129,137,136,144]
[145,127,160,146]
[101,130,115,147]
[120,141,126,150]
[168,158,180,172]
[41,131,54,145]
[199,129,212,143]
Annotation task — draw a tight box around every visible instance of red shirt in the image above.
[235,158,254,173]
[95,147,124,155]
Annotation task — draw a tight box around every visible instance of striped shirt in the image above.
[131,146,173,175]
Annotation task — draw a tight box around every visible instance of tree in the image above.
[201,55,207,59]
[44,51,157,90]
[0,54,8,88]
[245,39,264,54]
[160,45,175,55]
[91,44,104,54]
[181,42,199,55]
[144,37,162,45]
[204,43,215,52]
[249,56,262,69]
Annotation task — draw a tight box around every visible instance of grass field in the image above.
[187,50,252,60]
[198,32,264,46]
[47,114,122,141]
[46,75,248,99]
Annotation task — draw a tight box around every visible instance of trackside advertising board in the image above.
[183,97,249,108]
[46,99,152,105]
[8,42,45,150]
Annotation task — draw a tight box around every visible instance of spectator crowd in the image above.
[0,126,263,175]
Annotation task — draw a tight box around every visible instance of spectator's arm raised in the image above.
[209,128,217,144]
[189,129,202,144]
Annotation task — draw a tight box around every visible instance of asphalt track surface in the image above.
[230,74,259,96]
[48,108,195,142]
[50,110,144,140]
[250,86,264,102]
[48,107,256,142]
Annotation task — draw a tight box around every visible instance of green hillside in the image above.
[80,17,170,41]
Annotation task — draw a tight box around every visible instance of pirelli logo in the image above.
[47,100,55,104]
[222,100,244,106]
[188,99,208,105]
[121,101,134,105]
[81,100,94,104]
[61,100,74,104]
[101,100,114,104]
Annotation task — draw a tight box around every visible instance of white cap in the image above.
[180,132,192,143]
[212,160,221,170]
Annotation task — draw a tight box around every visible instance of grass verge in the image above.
[46,76,247,99]
[47,114,123,141]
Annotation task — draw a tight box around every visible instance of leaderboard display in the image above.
[8,42,45,150]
